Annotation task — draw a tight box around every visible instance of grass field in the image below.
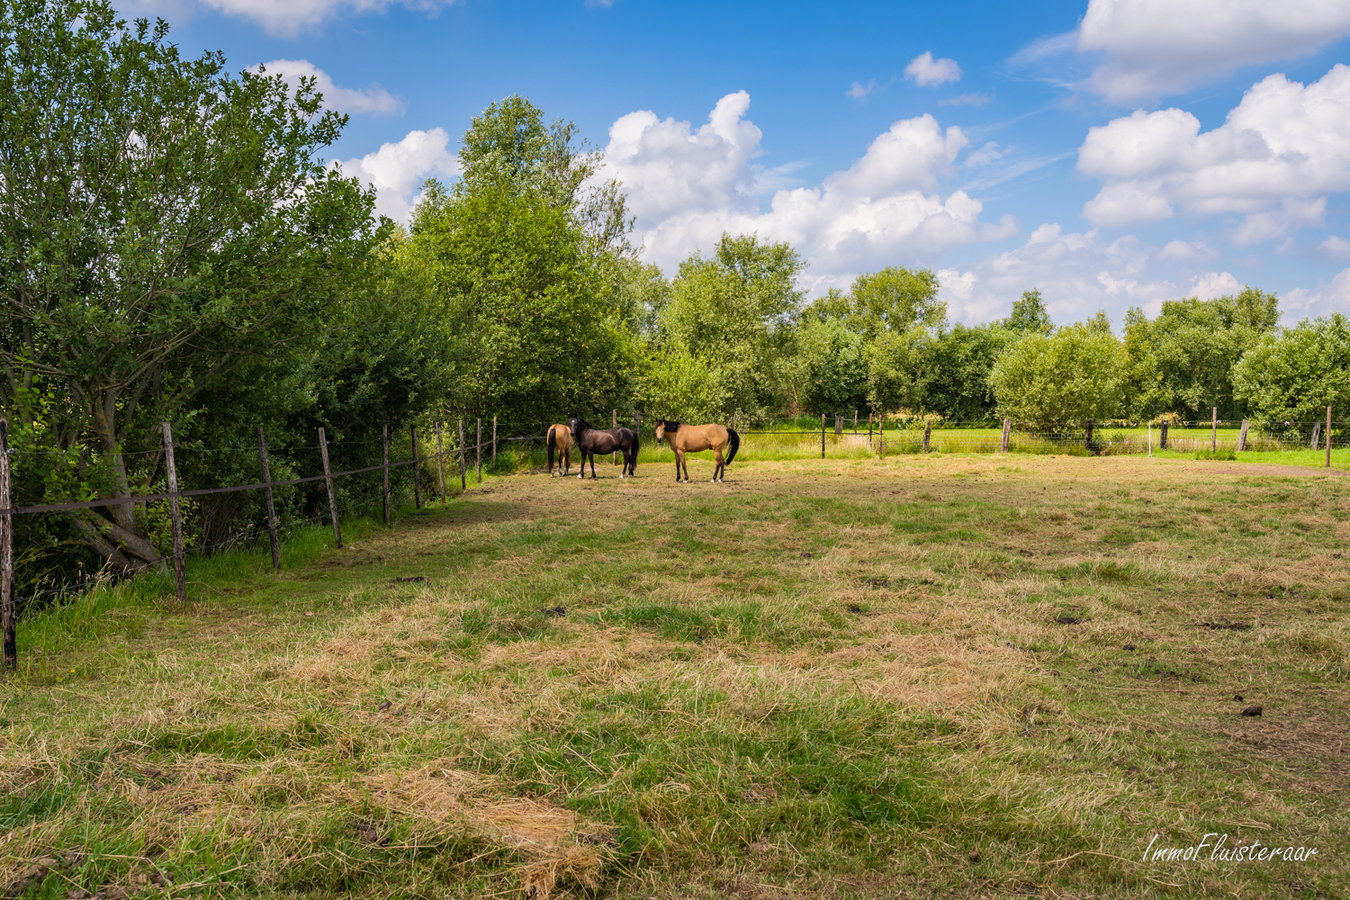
[2,453,1348,899]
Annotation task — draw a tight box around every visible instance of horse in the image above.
[654,420,740,483]
[568,415,639,479]
[546,424,573,477]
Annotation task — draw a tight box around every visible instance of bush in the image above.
[988,323,1127,429]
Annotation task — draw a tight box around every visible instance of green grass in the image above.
[2,453,1348,898]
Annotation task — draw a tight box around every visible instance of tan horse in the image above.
[546,424,572,477]
[654,420,740,483]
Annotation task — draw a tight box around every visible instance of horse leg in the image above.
[674,450,682,482]
[713,447,724,482]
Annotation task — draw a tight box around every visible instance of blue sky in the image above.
[120,0,1350,326]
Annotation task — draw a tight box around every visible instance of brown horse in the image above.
[569,415,640,479]
[546,424,572,477]
[654,420,740,483]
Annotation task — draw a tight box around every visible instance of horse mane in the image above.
[662,420,681,431]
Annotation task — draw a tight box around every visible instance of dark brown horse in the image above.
[569,415,639,479]
[546,424,572,477]
[654,420,739,483]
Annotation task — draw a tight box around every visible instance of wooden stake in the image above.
[381,425,391,524]
[1,417,14,673]
[1211,407,1218,453]
[318,427,342,549]
[492,416,498,470]
[437,423,446,504]
[1238,419,1250,452]
[258,428,280,571]
[411,424,421,508]
[162,422,187,602]
[922,420,932,453]
[1327,406,1333,469]
[853,410,858,435]
[458,420,466,490]
[879,414,885,456]
[1084,420,1094,451]
[1001,418,1011,453]
[821,414,826,458]
[1310,422,1321,451]
[1160,420,1169,450]
[476,418,483,484]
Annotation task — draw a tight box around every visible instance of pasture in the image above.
[2,453,1347,899]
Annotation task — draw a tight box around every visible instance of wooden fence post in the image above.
[1327,406,1333,468]
[834,413,843,436]
[853,410,858,435]
[381,425,391,524]
[1211,407,1218,453]
[1309,422,1321,451]
[878,415,885,456]
[458,420,466,490]
[411,425,422,508]
[1238,419,1250,452]
[1,417,14,673]
[492,416,498,471]
[258,428,281,570]
[317,427,343,549]
[1084,420,1094,452]
[437,423,446,504]
[1001,418,1011,453]
[161,422,187,603]
[821,414,826,459]
[1160,420,1169,450]
[922,420,932,453]
[476,419,483,484]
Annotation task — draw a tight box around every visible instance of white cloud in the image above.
[251,59,402,115]
[1282,267,1350,317]
[1076,0,1350,103]
[935,223,1254,325]
[847,80,877,100]
[1321,235,1350,258]
[334,128,460,222]
[122,0,455,37]
[904,52,962,87]
[938,92,991,107]
[1077,65,1350,241]
[597,92,1015,291]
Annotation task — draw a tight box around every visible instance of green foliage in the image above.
[1122,288,1280,419]
[0,0,379,571]
[797,319,869,415]
[656,233,804,421]
[407,97,644,425]
[802,267,945,340]
[988,322,1127,428]
[636,344,726,423]
[1002,289,1054,335]
[922,324,1021,421]
[1232,314,1350,424]
[866,327,929,414]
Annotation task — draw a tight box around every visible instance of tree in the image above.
[0,0,379,571]
[1003,289,1054,335]
[922,324,1020,421]
[1232,314,1350,425]
[1121,288,1280,420]
[798,319,869,416]
[658,233,804,421]
[988,323,1127,429]
[408,97,643,425]
[801,267,945,340]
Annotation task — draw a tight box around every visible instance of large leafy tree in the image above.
[1232,314,1350,425]
[0,0,379,571]
[988,320,1127,429]
[1122,288,1279,420]
[654,233,803,421]
[409,96,642,426]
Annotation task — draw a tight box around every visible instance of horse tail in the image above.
[547,427,556,472]
[725,427,740,466]
[630,431,640,473]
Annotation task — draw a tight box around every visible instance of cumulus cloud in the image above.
[251,59,402,115]
[1321,235,1350,259]
[847,80,877,100]
[122,0,455,37]
[1282,267,1350,317]
[1077,65,1350,242]
[1076,0,1350,103]
[904,52,962,87]
[934,222,1254,325]
[597,92,1015,291]
[334,128,460,222]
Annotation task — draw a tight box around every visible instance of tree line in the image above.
[4,0,1349,590]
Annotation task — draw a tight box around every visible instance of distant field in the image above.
[2,454,1348,899]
